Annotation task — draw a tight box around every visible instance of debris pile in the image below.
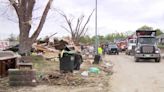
[37,61,113,87]
[38,71,87,86]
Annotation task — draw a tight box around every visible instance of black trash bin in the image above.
[59,51,75,73]
[74,54,83,70]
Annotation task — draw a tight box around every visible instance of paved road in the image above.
[107,53,164,92]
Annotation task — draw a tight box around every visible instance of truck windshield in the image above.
[138,37,156,44]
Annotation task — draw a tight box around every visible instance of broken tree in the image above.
[59,10,94,45]
[9,0,53,55]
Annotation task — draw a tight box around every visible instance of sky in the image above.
[0,0,164,40]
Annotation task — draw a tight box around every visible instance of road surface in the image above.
[108,53,164,92]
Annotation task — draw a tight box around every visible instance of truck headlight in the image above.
[136,50,140,53]
[155,50,159,53]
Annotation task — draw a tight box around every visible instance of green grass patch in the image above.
[31,55,46,70]
[30,55,60,80]
[31,55,59,72]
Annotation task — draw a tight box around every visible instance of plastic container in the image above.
[59,51,75,73]
[89,67,100,74]
[74,54,83,70]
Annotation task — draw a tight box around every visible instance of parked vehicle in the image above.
[126,39,136,55]
[134,30,161,62]
[106,44,119,55]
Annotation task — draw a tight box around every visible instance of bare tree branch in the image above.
[76,27,88,42]
[9,0,20,18]
[61,25,71,33]
[80,9,94,34]
[83,27,88,36]
[75,19,80,33]
[77,15,84,31]
[76,10,94,40]
[59,12,74,33]
[75,15,84,38]
[31,0,53,41]
[58,9,94,45]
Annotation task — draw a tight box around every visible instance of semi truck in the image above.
[134,30,161,62]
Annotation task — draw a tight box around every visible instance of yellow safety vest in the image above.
[98,47,103,55]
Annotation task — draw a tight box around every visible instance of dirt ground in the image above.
[0,53,112,92]
[109,53,164,92]
[1,51,164,92]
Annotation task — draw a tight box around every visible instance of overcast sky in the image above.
[0,0,164,40]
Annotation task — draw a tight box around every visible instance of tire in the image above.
[155,58,160,62]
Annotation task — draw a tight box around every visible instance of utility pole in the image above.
[95,0,98,55]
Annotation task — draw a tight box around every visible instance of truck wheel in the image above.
[155,58,160,62]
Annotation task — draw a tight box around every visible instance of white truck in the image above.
[126,39,136,55]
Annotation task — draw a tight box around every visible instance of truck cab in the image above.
[134,30,161,62]
[126,39,136,55]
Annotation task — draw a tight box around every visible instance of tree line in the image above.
[79,32,128,44]
[79,25,164,44]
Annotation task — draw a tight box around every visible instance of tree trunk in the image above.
[8,0,53,55]
[18,23,32,55]
[19,38,32,55]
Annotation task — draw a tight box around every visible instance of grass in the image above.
[30,54,60,79]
